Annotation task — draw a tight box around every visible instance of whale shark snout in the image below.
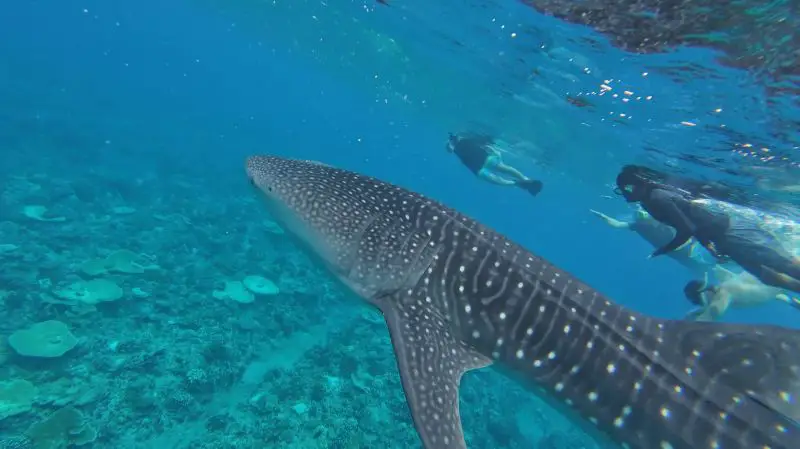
[245,155,274,191]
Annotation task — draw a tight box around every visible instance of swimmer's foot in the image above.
[516,179,543,196]
[776,293,800,311]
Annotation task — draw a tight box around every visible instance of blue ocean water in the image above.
[1,1,798,448]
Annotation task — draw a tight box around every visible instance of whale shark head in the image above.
[245,155,430,298]
[246,156,354,273]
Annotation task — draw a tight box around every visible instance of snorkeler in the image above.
[589,206,713,275]
[615,164,800,294]
[447,132,543,196]
[683,265,800,321]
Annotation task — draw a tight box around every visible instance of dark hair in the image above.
[615,165,656,202]
[683,280,717,306]
[683,280,706,306]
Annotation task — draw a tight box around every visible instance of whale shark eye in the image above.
[248,178,272,192]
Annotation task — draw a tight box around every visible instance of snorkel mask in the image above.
[614,176,640,202]
[613,183,637,201]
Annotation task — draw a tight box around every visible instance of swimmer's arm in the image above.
[698,240,727,261]
[685,306,712,321]
[652,231,694,258]
[706,294,730,321]
[648,189,695,257]
[589,209,630,229]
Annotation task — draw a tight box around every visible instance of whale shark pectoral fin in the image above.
[380,297,491,449]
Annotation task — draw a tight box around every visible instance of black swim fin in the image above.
[516,179,543,196]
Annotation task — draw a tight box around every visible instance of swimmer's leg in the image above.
[485,153,542,195]
[759,265,800,295]
[478,168,516,186]
[482,148,529,181]
[493,162,529,182]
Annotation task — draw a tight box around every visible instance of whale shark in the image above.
[245,155,799,449]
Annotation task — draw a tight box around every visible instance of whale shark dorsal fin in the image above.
[380,295,491,449]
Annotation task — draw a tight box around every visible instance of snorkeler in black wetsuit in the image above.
[447,132,543,196]
[615,165,800,294]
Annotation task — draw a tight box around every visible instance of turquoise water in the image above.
[1,1,798,448]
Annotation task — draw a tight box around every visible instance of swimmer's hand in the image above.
[590,210,628,229]
[650,232,692,259]
[647,248,665,259]
[589,209,611,222]
[702,241,730,262]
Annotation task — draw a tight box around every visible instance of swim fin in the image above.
[516,179,543,196]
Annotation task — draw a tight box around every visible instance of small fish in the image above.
[246,155,799,449]
[566,95,594,108]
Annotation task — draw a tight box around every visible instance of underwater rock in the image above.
[21,205,65,223]
[212,280,255,304]
[242,275,279,296]
[8,320,78,358]
[78,249,159,276]
[25,406,97,448]
[0,379,37,421]
[52,278,124,305]
[0,244,18,254]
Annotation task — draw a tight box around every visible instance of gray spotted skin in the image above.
[246,155,800,449]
